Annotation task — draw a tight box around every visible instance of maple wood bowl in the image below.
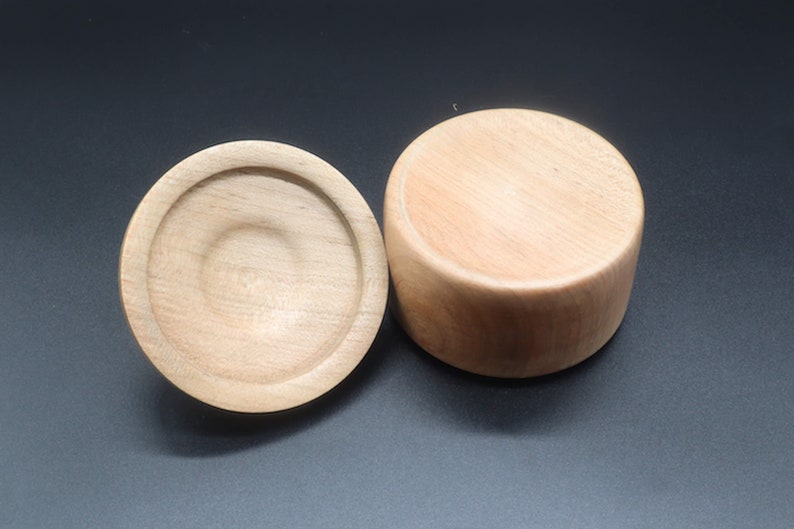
[384,109,644,377]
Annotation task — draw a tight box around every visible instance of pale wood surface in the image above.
[119,141,388,412]
[384,108,644,377]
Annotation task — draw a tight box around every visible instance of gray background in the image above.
[2,1,793,527]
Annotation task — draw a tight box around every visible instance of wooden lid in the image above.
[119,141,388,412]
[384,108,644,377]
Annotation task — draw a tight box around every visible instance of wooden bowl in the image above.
[119,141,388,412]
[384,109,644,377]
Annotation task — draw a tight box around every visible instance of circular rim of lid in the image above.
[387,107,645,293]
[119,140,388,413]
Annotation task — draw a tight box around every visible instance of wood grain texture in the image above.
[384,109,644,377]
[119,141,388,412]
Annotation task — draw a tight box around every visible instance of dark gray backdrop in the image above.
[2,1,793,527]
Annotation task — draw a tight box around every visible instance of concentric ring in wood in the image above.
[384,109,644,377]
[120,141,388,412]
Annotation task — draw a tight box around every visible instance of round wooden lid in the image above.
[119,141,388,412]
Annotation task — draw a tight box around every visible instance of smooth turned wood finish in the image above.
[384,109,644,377]
[119,141,388,412]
